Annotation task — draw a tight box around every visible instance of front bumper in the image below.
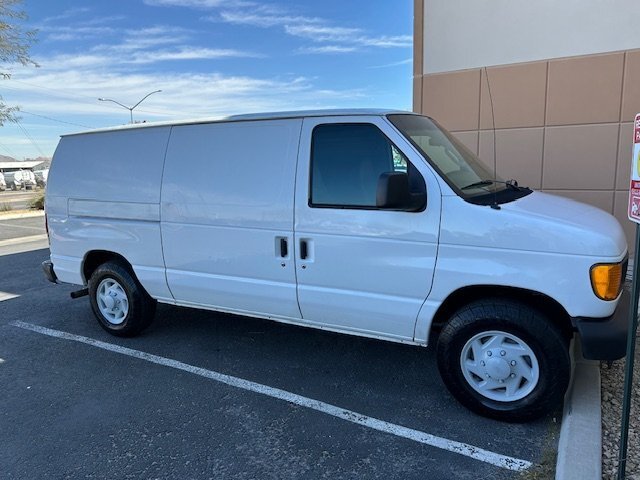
[572,289,630,361]
[42,260,58,284]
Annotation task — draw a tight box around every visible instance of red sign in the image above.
[628,114,640,223]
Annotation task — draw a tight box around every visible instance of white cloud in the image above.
[6,64,365,122]
[285,24,362,42]
[35,24,260,69]
[212,5,411,53]
[369,58,413,69]
[42,26,117,42]
[143,0,249,8]
[38,12,125,42]
[216,9,321,28]
[285,24,412,49]
[126,25,191,37]
[47,33,80,42]
[127,47,262,64]
[40,7,91,24]
[298,45,358,54]
[359,35,412,48]
[146,0,410,54]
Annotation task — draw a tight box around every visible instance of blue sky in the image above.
[1,0,413,160]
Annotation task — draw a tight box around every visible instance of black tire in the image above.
[436,299,570,422]
[88,261,156,337]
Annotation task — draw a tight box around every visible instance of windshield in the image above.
[388,114,507,197]
[388,114,532,205]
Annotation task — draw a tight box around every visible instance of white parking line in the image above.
[0,234,48,248]
[10,320,533,472]
[0,222,44,231]
[0,292,19,302]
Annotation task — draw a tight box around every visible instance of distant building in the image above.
[26,157,52,170]
[0,161,42,173]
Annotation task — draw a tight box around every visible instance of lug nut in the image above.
[510,373,516,378]
[510,360,516,366]
[480,361,485,366]
[487,351,492,357]
[500,350,506,356]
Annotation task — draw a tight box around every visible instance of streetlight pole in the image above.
[98,90,162,124]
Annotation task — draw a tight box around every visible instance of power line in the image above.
[0,140,18,158]
[9,78,103,102]
[20,110,94,129]
[15,120,46,157]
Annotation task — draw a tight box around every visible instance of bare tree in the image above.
[0,0,37,125]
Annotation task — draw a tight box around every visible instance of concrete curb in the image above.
[0,210,44,220]
[555,338,601,480]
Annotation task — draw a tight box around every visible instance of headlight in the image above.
[590,262,625,301]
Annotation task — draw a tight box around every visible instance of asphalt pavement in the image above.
[0,246,560,479]
[0,215,46,242]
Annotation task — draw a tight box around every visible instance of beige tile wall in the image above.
[414,49,640,254]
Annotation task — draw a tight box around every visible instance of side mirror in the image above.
[376,172,426,211]
[377,172,410,209]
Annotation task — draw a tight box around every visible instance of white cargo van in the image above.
[44,109,629,421]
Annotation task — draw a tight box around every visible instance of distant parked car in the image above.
[4,169,36,190]
[34,169,49,188]
[0,172,6,191]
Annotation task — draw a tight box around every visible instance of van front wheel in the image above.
[88,261,156,337]
[436,299,570,422]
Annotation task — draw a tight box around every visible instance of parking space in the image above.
[0,248,560,479]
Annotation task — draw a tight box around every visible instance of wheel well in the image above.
[82,250,132,284]
[430,285,573,340]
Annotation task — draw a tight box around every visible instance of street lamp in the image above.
[98,90,162,124]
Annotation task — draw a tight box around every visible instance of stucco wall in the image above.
[413,0,640,253]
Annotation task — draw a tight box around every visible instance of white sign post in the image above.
[618,113,640,479]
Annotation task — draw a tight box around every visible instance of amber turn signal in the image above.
[590,263,624,301]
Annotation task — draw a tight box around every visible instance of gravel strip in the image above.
[601,280,640,480]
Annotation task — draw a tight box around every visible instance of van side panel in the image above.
[161,119,303,319]
[47,127,172,299]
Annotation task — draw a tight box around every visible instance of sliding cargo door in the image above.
[161,119,303,320]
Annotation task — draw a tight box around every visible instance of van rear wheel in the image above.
[436,299,570,422]
[88,261,156,337]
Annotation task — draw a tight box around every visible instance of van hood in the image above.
[440,191,627,258]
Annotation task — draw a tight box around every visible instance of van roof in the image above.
[62,108,417,137]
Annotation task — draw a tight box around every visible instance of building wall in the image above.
[413,0,640,253]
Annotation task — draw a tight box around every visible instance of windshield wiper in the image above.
[461,179,525,191]
[461,180,494,190]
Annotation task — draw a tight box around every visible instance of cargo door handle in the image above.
[300,240,308,260]
[279,238,288,258]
